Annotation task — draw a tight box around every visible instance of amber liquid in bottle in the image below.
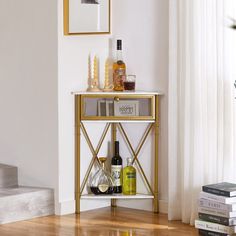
[113,40,126,91]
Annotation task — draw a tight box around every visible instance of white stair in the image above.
[0,164,18,188]
[0,164,54,224]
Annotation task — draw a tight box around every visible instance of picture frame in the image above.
[114,100,139,117]
[98,100,114,116]
[98,100,106,116]
[106,101,114,116]
[64,0,111,35]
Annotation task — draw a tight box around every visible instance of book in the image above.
[203,183,236,197]
[199,198,236,212]
[199,213,236,226]
[195,219,236,234]
[198,207,236,218]
[199,229,230,236]
[200,191,236,204]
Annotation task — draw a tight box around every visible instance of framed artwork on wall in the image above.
[64,0,111,35]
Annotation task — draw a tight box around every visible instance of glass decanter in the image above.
[89,157,114,195]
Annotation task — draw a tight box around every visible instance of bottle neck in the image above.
[114,142,119,156]
[127,158,132,166]
[115,148,119,156]
[101,162,105,169]
[116,49,123,62]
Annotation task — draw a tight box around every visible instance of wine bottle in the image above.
[123,157,136,195]
[111,141,123,193]
[113,39,126,91]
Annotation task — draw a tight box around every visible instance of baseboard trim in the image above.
[55,200,75,215]
[159,199,168,214]
[55,199,168,215]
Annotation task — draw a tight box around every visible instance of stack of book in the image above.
[195,182,236,236]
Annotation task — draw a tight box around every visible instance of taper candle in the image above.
[88,54,91,79]
[105,59,109,86]
[93,56,98,83]
[103,58,113,92]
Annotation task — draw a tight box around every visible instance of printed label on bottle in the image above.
[113,69,125,88]
[98,184,109,193]
[126,172,136,179]
[111,165,122,186]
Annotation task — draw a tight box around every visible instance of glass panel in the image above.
[82,96,154,119]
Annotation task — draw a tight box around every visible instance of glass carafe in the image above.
[89,157,114,195]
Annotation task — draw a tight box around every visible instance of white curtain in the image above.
[168,0,236,224]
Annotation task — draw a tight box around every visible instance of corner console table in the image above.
[73,91,161,213]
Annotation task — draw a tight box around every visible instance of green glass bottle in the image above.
[123,157,136,195]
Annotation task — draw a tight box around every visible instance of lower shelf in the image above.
[81,194,154,200]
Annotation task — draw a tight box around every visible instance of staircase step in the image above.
[0,186,54,224]
[0,164,18,188]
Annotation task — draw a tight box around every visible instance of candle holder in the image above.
[87,55,101,92]
[103,58,113,92]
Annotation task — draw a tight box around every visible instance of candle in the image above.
[88,54,91,79]
[105,59,109,86]
[103,58,113,91]
[93,56,98,82]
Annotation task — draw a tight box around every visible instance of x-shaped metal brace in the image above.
[80,122,155,196]
[80,122,111,195]
[117,123,154,195]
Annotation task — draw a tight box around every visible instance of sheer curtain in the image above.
[168,0,236,224]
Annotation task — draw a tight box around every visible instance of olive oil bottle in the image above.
[123,157,136,195]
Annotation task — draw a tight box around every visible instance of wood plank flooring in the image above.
[0,207,198,236]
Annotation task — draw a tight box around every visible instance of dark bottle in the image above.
[89,157,114,195]
[111,141,123,193]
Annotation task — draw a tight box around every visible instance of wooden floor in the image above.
[0,207,198,236]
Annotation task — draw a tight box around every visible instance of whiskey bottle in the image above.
[111,141,123,193]
[123,157,136,195]
[113,39,126,91]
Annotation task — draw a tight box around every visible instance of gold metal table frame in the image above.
[74,93,159,213]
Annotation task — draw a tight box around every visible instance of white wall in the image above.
[0,0,168,215]
[112,0,169,211]
[0,0,58,191]
[58,0,168,214]
[58,0,111,212]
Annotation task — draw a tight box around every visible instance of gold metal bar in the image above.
[111,199,117,208]
[111,123,117,207]
[132,124,154,163]
[154,95,159,213]
[81,116,155,121]
[112,123,117,144]
[97,124,111,152]
[75,95,81,213]
[82,94,155,99]
[80,123,111,195]
[80,123,97,157]
[118,123,153,163]
[117,123,154,196]
[63,0,69,35]
[150,95,156,119]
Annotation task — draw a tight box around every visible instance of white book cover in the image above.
[200,191,236,204]
[195,219,236,234]
[199,198,236,211]
[198,206,236,218]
